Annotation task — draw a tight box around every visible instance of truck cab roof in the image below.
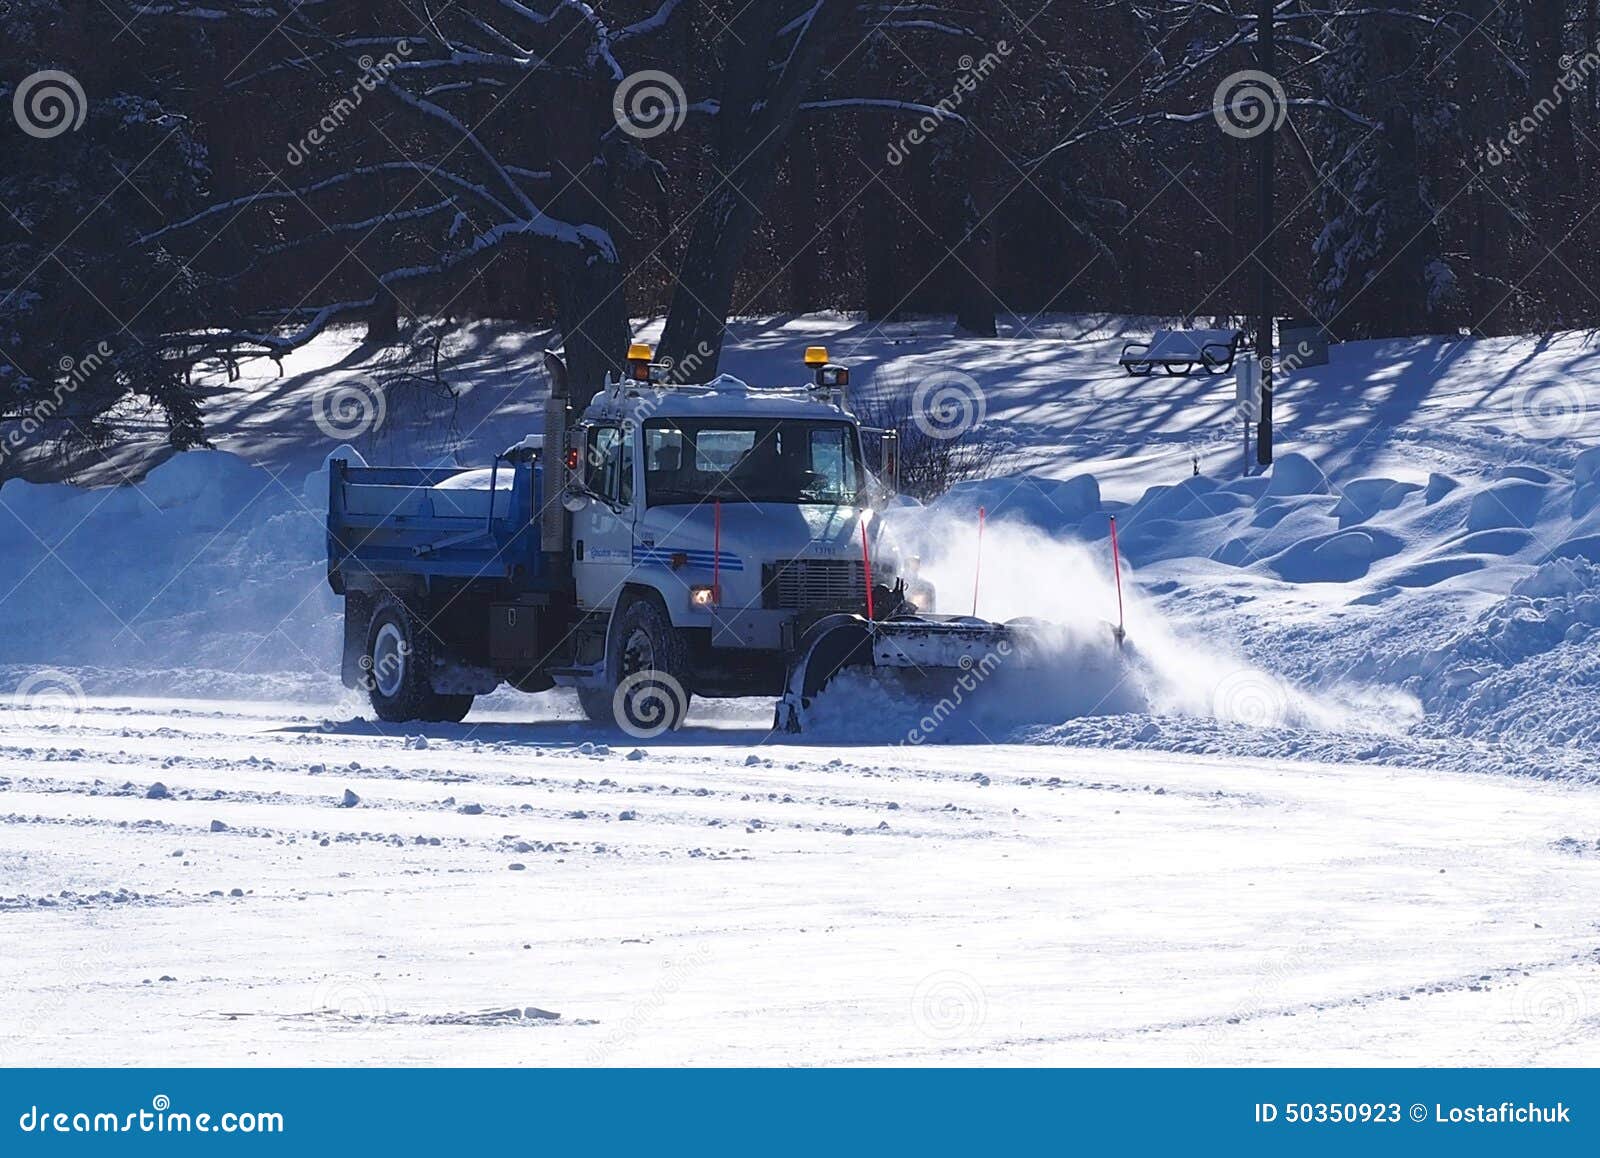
[580,373,855,425]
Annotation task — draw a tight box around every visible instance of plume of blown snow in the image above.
[838,507,1422,742]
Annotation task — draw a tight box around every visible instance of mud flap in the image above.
[341,592,374,689]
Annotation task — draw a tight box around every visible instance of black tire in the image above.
[421,694,474,724]
[576,596,691,735]
[575,685,615,724]
[363,597,474,724]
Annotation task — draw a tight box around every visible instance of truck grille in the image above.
[762,558,867,611]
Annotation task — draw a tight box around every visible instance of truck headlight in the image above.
[689,584,718,610]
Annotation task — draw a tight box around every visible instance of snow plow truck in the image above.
[325,344,1028,734]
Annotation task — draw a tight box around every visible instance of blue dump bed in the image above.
[326,459,548,590]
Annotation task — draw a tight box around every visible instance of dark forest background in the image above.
[4,0,1599,457]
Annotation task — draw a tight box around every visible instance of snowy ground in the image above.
[6,695,1600,1066]
[4,314,1600,1064]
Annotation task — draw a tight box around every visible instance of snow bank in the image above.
[0,450,339,686]
[1405,558,1600,747]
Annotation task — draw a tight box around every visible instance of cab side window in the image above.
[618,422,636,506]
[588,424,636,506]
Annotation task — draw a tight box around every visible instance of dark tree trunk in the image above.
[545,74,629,392]
[658,0,851,373]
[786,126,822,313]
[1528,0,1579,184]
[1464,0,1510,330]
[1590,0,1599,140]
[863,174,899,321]
[365,292,399,345]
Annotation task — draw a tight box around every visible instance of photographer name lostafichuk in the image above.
[1433,1102,1570,1125]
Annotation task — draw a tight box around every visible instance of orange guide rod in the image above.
[1109,515,1125,638]
[860,519,875,620]
[972,506,987,617]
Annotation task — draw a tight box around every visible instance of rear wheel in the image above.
[576,597,691,736]
[363,598,474,724]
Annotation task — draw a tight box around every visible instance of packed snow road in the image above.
[3,695,1599,1066]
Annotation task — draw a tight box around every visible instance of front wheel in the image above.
[576,597,691,737]
[363,598,474,724]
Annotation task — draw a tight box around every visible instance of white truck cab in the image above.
[556,345,923,725]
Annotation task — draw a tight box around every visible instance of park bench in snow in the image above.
[1119,329,1244,376]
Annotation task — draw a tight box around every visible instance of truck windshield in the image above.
[643,418,863,506]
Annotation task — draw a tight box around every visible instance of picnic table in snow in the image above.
[1118,329,1245,376]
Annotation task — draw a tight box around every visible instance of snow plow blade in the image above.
[774,613,1092,733]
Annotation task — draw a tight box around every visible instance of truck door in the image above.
[574,422,638,612]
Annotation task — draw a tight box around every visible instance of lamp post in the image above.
[1255,0,1275,466]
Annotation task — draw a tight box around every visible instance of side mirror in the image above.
[879,430,899,497]
[563,425,596,507]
